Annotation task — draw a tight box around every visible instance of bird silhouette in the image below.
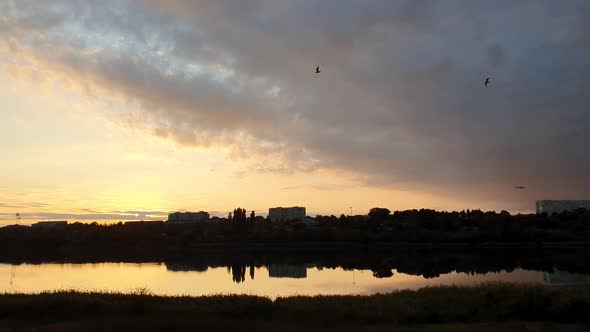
[315,66,321,74]
[484,77,490,87]
[515,186,526,190]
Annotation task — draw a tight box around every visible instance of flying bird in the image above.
[315,66,321,74]
[515,186,526,190]
[484,77,490,87]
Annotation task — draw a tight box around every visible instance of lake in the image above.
[3,261,589,298]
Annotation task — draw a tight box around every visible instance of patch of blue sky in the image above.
[14,2,256,109]
[60,19,237,87]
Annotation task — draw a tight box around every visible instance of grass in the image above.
[1,283,590,331]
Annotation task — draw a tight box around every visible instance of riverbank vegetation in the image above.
[0,284,589,331]
[1,208,590,263]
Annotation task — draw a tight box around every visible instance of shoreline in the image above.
[1,284,589,331]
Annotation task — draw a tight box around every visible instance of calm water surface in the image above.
[3,262,588,297]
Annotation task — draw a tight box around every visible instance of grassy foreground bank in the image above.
[1,284,590,331]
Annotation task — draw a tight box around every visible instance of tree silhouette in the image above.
[372,267,394,278]
[369,208,391,220]
[232,208,247,223]
[231,264,246,283]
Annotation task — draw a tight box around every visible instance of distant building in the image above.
[268,264,307,278]
[536,200,590,214]
[31,221,67,230]
[268,207,306,222]
[168,211,210,223]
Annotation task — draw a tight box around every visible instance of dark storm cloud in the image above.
[1,0,590,210]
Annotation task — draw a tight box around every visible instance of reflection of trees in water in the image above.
[230,264,247,283]
[166,263,208,272]
[372,267,394,278]
[228,263,390,281]
[268,264,307,279]
[543,269,590,285]
[157,249,590,283]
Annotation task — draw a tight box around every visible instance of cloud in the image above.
[80,208,101,214]
[0,202,50,209]
[0,211,166,221]
[310,184,359,192]
[1,0,590,211]
[0,203,23,209]
[26,202,51,208]
[110,210,169,218]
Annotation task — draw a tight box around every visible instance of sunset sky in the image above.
[1,0,589,222]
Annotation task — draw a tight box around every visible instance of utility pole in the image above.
[349,207,352,216]
[15,213,20,225]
